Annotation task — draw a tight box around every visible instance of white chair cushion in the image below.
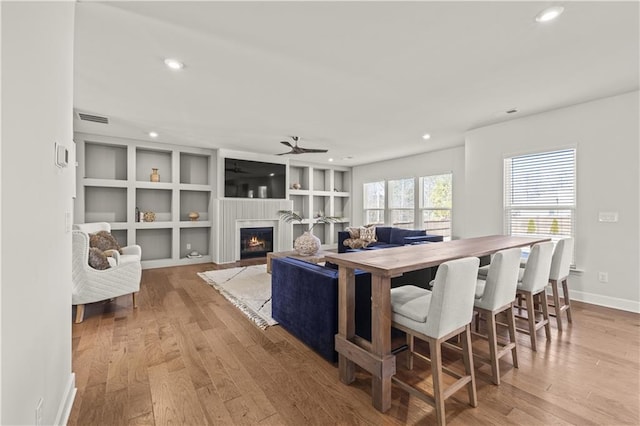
[391,285,432,323]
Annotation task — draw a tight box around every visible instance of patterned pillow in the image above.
[346,226,361,239]
[343,238,369,249]
[88,247,110,270]
[360,226,377,242]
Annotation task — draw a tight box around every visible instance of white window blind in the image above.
[421,173,452,240]
[389,178,415,228]
[504,148,576,241]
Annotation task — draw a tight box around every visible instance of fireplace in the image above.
[240,227,274,259]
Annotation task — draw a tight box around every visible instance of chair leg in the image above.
[429,337,446,426]
[461,325,478,406]
[524,292,537,352]
[550,279,563,332]
[539,292,551,341]
[406,333,414,370]
[75,304,85,324]
[485,311,500,385]
[562,278,573,323]
[506,305,518,369]
[132,292,139,308]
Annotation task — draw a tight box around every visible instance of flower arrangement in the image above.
[277,210,342,232]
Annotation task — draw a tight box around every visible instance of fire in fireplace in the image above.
[240,227,273,259]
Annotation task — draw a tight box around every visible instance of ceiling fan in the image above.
[277,136,328,155]
[225,161,249,174]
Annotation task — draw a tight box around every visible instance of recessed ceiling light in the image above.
[328,158,334,162]
[535,6,564,23]
[269,173,275,177]
[149,131,159,138]
[164,58,184,70]
[422,133,431,140]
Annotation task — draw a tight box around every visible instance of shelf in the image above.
[179,220,212,228]
[136,182,173,190]
[180,190,211,221]
[83,178,127,188]
[288,189,310,196]
[136,188,172,222]
[135,221,174,229]
[136,228,172,261]
[85,186,127,222]
[179,183,211,192]
[136,148,172,183]
[85,142,127,180]
[180,153,210,185]
[180,228,210,258]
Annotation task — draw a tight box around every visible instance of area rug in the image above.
[198,264,277,329]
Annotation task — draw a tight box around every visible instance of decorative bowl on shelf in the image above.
[291,182,302,190]
[143,211,156,222]
[188,211,200,221]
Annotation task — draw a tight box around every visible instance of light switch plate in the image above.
[598,212,618,222]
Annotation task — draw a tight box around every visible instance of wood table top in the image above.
[324,235,550,277]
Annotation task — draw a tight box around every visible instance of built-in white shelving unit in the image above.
[74,133,215,269]
[288,161,351,248]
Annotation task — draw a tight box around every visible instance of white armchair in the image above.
[72,223,142,323]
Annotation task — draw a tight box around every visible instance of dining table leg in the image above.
[371,274,393,412]
[338,266,356,384]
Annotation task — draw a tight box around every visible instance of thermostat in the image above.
[55,142,69,168]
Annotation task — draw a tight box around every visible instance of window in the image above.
[363,181,385,225]
[420,173,452,240]
[389,178,415,228]
[504,148,576,244]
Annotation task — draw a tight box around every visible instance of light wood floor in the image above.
[69,261,640,425]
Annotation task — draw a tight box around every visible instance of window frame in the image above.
[419,172,453,241]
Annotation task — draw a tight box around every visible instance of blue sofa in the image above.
[271,256,437,362]
[271,257,373,362]
[338,226,443,253]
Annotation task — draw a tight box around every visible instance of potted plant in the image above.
[277,210,342,255]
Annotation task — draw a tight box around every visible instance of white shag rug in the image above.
[198,264,277,329]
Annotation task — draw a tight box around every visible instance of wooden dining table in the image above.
[324,234,550,412]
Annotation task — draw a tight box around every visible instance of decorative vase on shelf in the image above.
[188,211,200,221]
[150,168,160,182]
[294,231,321,256]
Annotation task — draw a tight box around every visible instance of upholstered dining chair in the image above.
[473,248,522,385]
[390,257,480,426]
[72,223,142,323]
[515,241,554,351]
[547,238,574,331]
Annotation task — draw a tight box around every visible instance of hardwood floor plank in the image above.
[70,263,640,426]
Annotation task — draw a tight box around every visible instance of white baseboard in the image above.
[54,373,76,426]
[569,289,640,313]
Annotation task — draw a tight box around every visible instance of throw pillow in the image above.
[343,238,369,249]
[88,247,111,270]
[346,226,361,239]
[360,226,377,242]
[89,231,123,254]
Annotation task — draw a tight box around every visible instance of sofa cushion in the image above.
[389,228,426,245]
[390,285,432,323]
[375,227,392,243]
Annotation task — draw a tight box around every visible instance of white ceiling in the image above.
[73,1,639,166]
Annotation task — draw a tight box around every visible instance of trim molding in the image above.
[54,373,76,426]
[569,290,640,313]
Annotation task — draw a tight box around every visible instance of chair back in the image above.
[520,242,554,293]
[476,248,521,311]
[426,257,480,339]
[549,238,573,281]
[73,222,111,234]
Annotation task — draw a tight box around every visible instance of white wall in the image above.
[1,3,76,424]
[464,91,639,312]
[351,146,466,237]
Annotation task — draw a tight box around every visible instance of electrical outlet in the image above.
[598,272,609,283]
[186,243,191,250]
[35,398,43,426]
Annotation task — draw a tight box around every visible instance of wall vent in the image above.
[77,112,109,124]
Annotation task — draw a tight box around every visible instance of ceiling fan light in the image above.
[535,6,564,23]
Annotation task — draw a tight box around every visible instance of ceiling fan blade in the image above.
[299,148,329,153]
[280,141,293,148]
[276,151,293,155]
